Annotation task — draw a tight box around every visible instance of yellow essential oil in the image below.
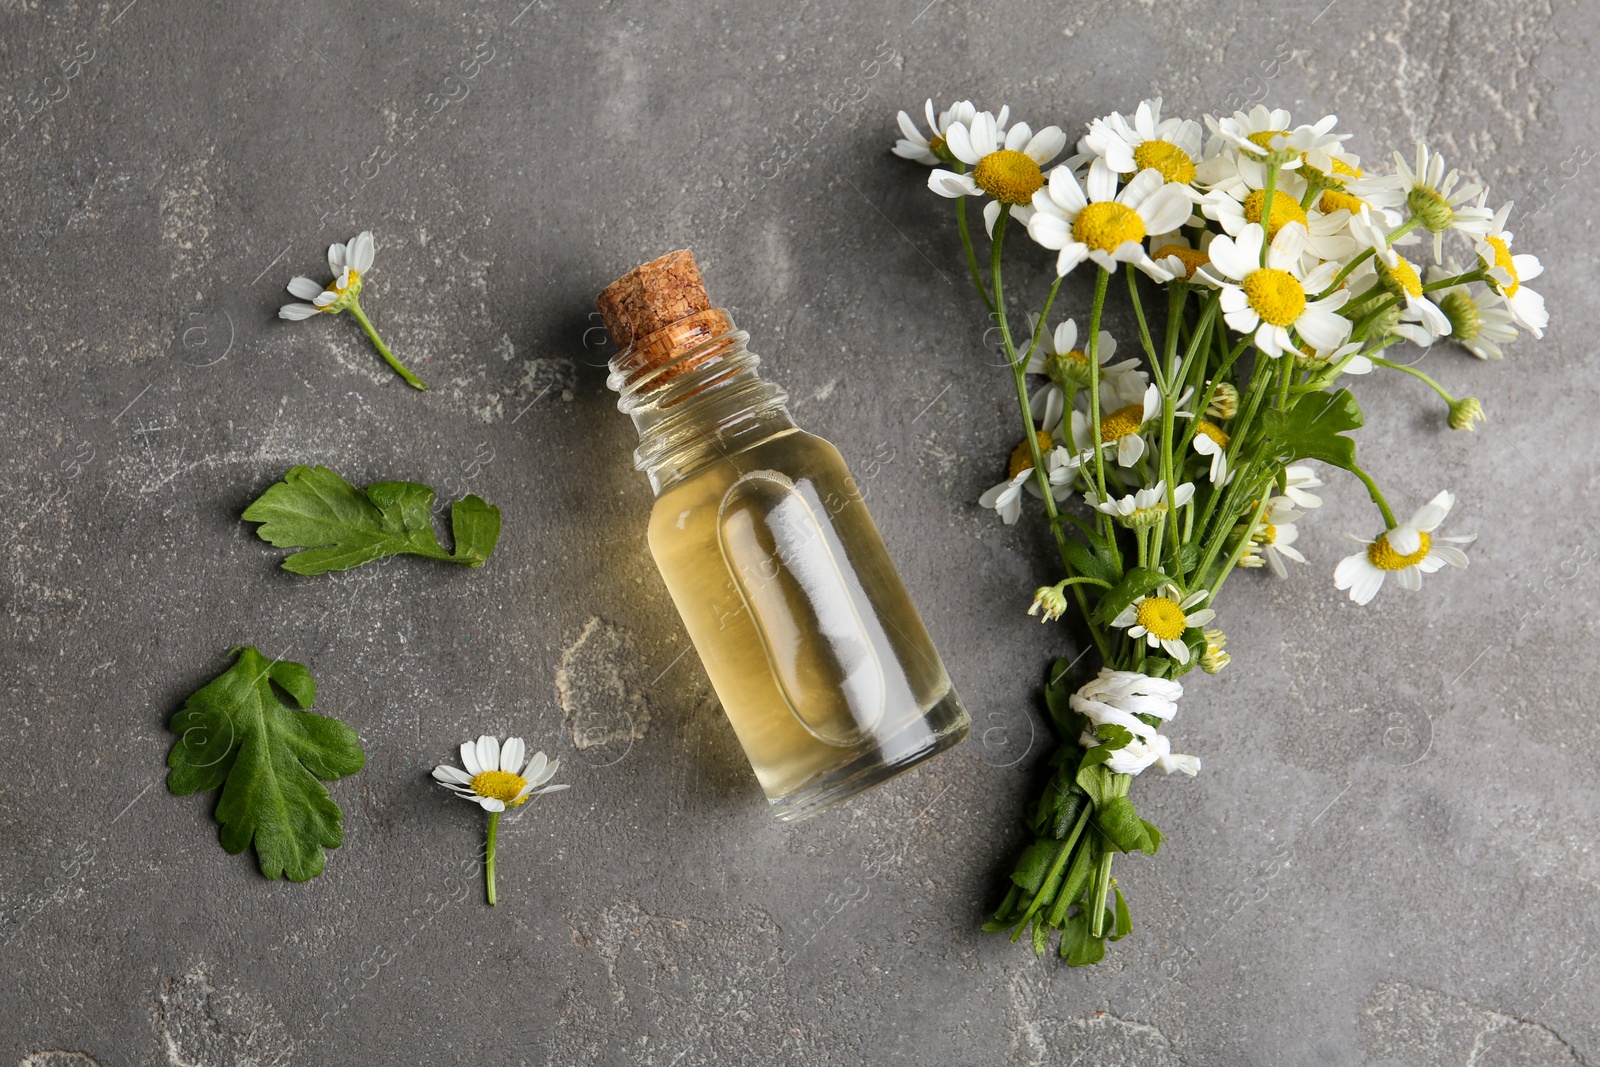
[598,250,968,820]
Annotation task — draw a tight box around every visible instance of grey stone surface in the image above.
[1,0,1597,1063]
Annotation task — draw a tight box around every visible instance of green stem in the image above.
[1369,355,1458,405]
[1350,463,1398,528]
[349,300,428,391]
[1420,266,1489,293]
[1086,269,1112,508]
[956,195,995,313]
[1089,848,1115,938]
[485,810,500,906]
[1012,804,1092,934]
[1257,163,1280,266]
[1208,479,1275,598]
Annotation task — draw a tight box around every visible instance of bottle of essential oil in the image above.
[596,250,969,820]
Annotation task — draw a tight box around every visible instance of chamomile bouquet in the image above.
[892,98,1546,964]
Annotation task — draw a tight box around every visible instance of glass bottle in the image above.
[596,250,969,821]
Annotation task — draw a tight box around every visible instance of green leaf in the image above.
[1062,910,1107,966]
[1057,840,1097,914]
[166,647,366,881]
[1063,539,1120,586]
[1111,885,1133,941]
[1260,388,1363,471]
[1091,566,1170,626]
[1140,818,1165,856]
[1010,840,1060,893]
[1095,795,1154,854]
[1075,760,1116,807]
[243,465,504,575]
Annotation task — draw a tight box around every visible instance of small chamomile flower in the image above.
[1026,166,1194,280]
[1148,230,1216,285]
[928,111,1067,235]
[1200,222,1352,358]
[1075,97,1206,189]
[1295,339,1373,377]
[278,230,427,390]
[433,734,567,906]
[1111,584,1215,663]
[1387,143,1496,261]
[1474,200,1547,337]
[1201,183,1358,264]
[1068,382,1162,468]
[1024,317,1137,419]
[1349,207,1450,344]
[1028,582,1069,622]
[1333,490,1475,605]
[1199,629,1230,674]
[1085,480,1196,528]
[893,99,1006,166]
[1205,106,1348,166]
[1238,496,1306,578]
[1425,263,1521,360]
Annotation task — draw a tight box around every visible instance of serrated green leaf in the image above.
[242,465,503,575]
[1063,539,1120,586]
[166,647,365,882]
[1091,566,1170,626]
[1260,388,1363,470]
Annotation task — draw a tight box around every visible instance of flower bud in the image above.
[1028,583,1069,623]
[1448,396,1485,431]
[1206,382,1239,420]
[1200,629,1231,674]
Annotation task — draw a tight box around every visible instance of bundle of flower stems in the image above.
[892,98,1546,964]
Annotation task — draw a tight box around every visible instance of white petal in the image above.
[278,303,321,320]
[349,231,375,272]
[433,764,472,785]
[286,276,325,299]
[477,734,501,773]
[459,740,483,776]
[500,737,525,777]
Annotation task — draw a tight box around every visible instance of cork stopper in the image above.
[596,250,734,386]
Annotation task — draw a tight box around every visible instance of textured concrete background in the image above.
[1,0,1597,1063]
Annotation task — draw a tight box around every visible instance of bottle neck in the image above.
[607,309,793,494]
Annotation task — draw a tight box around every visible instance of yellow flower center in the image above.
[1242,268,1306,327]
[1407,184,1455,232]
[1097,402,1146,442]
[1366,531,1432,571]
[1378,256,1423,299]
[1482,235,1519,297]
[1195,419,1231,448]
[1135,596,1189,640]
[1258,523,1278,545]
[1243,189,1308,239]
[1246,130,1288,153]
[1008,430,1055,479]
[973,149,1044,205]
[1318,188,1366,215]
[1153,244,1209,279]
[1132,140,1197,184]
[928,133,950,161]
[1438,290,1482,339]
[1072,201,1146,253]
[471,769,530,805]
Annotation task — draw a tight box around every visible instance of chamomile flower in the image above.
[1111,583,1215,663]
[1202,183,1358,264]
[433,734,567,905]
[1333,490,1475,605]
[893,99,1006,166]
[1425,263,1521,360]
[1349,207,1450,344]
[1076,97,1205,189]
[1282,464,1325,509]
[1201,222,1351,357]
[1148,230,1216,285]
[1026,166,1194,280]
[1190,419,1231,484]
[1474,200,1547,337]
[1206,106,1347,165]
[1387,143,1496,261]
[1025,317,1136,413]
[979,469,1032,524]
[1239,496,1306,578]
[1028,582,1069,622]
[1068,382,1162,468]
[928,111,1067,235]
[278,231,427,390]
[1085,480,1196,528]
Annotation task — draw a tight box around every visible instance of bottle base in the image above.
[767,687,970,822]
